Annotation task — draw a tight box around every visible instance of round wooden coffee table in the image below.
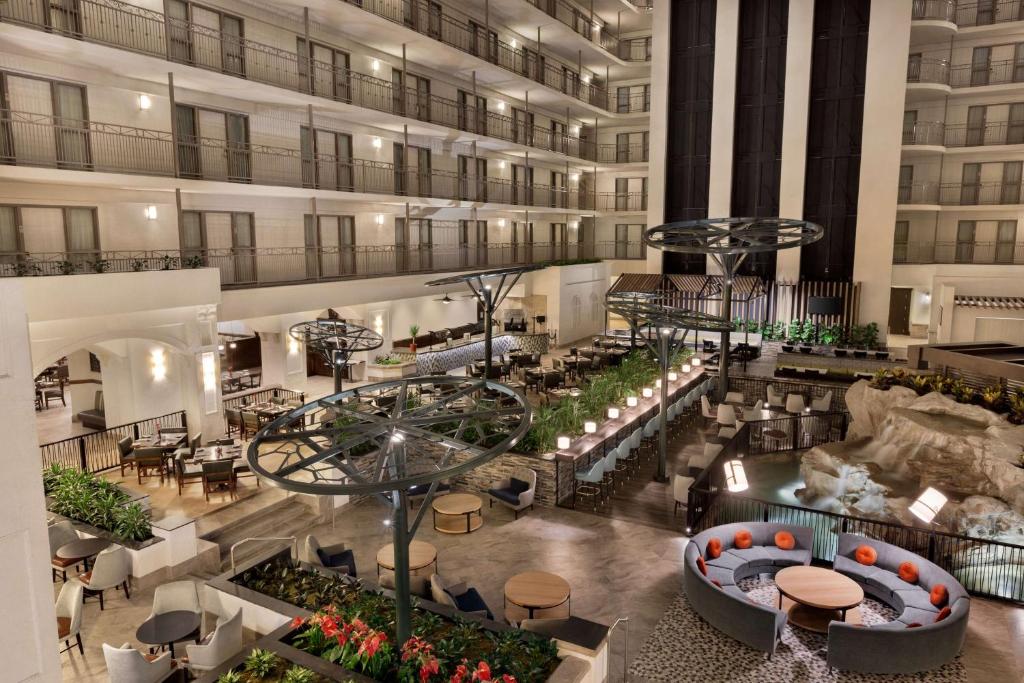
[504,571,571,620]
[432,493,483,534]
[775,565,863,633]
[376,540,438,577]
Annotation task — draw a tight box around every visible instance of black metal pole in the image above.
[332,349,344,393]
[483,286,494,377]
[656,329,670,482]
[719,269,733,401]
[392,488,411,645]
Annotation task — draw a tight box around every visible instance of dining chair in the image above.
[225,408,242,436]
[185,609,242,675]
[241,411,261,438]
[700,395,717,421]
[202,460,236,501]
[134,447,166,484]
[767,384,785,409]
[80,546,131,610]
[688,442,721,471]
[41,379,67,408]
[811,390,833,412]
[150,580,202,648]
[724,391,745,405]
[175,456,204,496]
[117,437,136,477]
[49,520,80,582]
[716,404,737,427]
[673,475,696,515]
[56,579,85,655]
[103,643,175,683]
[785,393,807,413]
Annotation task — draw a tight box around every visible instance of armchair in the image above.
[486,467,536,519]
[766,385,784,409]
[811,390,833,412]
[80,545,131,610]
[303,534,357,576]
[185,608,242,675]
[430,574,493,620]
[103,643,176,683]
[56,579,84,655]
[151,580,202,645]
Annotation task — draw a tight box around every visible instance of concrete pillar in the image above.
[853,0,912,339]
[0,280,62,682]
[707,0,740,274]
[66,348,100,420]
[645,0,672,274]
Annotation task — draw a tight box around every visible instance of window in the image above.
[960,163,980,204]
[298,39,351,102]
[0,206,20,266]
[301,127,353,191]
[996,220,1018,263]
[893,220,909,263]
[614,223,645,259]
[907,53,922,82]
[305,214,356,277]
[902,111,918,145]
[180,210,256,283]
[898,165,914,203]
[13,206,98,267]
[1008,103,1024,144]
[1001,161,1022,203]
[392,71,431,121]
[512,107,534,146]
[965,106,986,146]
[971,46,991,86]
[955,220,976,263]
[174,104,250,181]
[166,1,245,77]
[467,21,498,63]
[1,73,91,169]
[457,91,487,135]
[512,164,533,205]
[393,144,431,197]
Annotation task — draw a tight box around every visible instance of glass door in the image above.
[955,220,976,263]
[971,47,991,86]
[1001,160,1021,204]
[220,13,245,77]
[996,220,1017,263]
[960,163,981,204]
[53,82,90,169]
[231,213,256,283]
[225,112,250,182]
[181,210,205,263]
[166,0,193,64]
[175,105,201,178]
[48,0,82,36]
[893,220,909,263]
[1008,103,1024,144]
[615,224,628,259]
[1015,43,1024,83]
[303,214,319,279]
[64,207,98,268]
[965,106,986,146]
[0,206,21,271]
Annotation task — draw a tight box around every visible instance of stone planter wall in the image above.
[449,451,560,507]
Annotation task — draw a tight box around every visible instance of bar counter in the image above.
[404,332,550,374]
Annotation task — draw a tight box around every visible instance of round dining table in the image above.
[56,537,111,572]
[135,610,202,658]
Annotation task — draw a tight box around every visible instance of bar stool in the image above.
[573,459,605,510]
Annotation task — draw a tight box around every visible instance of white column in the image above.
[0,280,61,683]
[645,0,673,274]
[853,0,913,339]
[708,0,741,273]
[776,0,815,284]
[190,305,224,440]
[259,333,288,388]
[66,349,99,420]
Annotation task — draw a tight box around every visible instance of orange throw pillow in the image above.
[906,622,922,629]
[854,544,877,566]
[734,529,753,550]
[707,537,722,559]
[711,579,723,589]
[696,556,708,576]
[774,531,795,550]
[930,584,949,607]
[898,561,919,584]
[935,606,952,623]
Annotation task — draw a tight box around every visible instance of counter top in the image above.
[404,331,549,356]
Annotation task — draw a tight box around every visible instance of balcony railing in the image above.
[521,0,620,55]
[340,0,615,111]
[951,59,1024,87]
[0,0,597,160]
[617,38,652,62]
[955,0,1024,27]
[893,240,1024,265]
[0,242,646,286]
[945,121,1024,147]
[907,58,950,84]
[898,181,1024,205]
[596,142,649,163]
[0,109,595,208]
[912,0,956,22]
[902,120,945,146]
[580,191,648,211]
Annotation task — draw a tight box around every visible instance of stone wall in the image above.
[449,451,561,508]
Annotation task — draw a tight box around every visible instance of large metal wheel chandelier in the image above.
[289,319,383,393]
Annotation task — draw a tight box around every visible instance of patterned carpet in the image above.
[628,576,967,683]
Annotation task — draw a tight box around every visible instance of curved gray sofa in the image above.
[683,522,813,656]
[827,532,970,674]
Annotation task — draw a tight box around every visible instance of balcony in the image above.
[0,109,596,209]
[944,121,1024,147]
[596,142,649,163]
[0,241,646,287]
[950,59,1024,89]
[955,0,1024,28]
[581,191,647,212]
[339,0,620,113]
[521,0,621,56]
[899,181,1024,206]
[911,0,957,42]
[893,240,1024,265]
[902,120,946,147]
[0,0,597,161]
[906,58,952,99]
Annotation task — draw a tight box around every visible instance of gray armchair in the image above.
[185,608,242,675]
[303,534,357,577]
[81,545,131,610]
[103,643,175,683]
[430,573,493,620]
[486,466,536,519]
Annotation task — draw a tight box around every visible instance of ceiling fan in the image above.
[434,292,454,304]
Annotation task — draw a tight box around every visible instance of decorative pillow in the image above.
[906,623,923,629]
[854,544,877,566]
[935,606,952,623]
[774,531,795,550]
[696,556,708,576]
[930,584,949,607]
[734,529,753,550]
[707,537,722,559]
[509,478,530,495]
[710,579,723,589]
[898,561,919,584]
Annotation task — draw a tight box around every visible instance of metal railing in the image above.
[618,38,652,62]
[522,0,620,55]
[1,241,645,286]
[902,120,945,146]
[40,410,186,473]
[613,91,651,114]
[596,142,649,163]
[340,0,615,111]
[222,387,305,411]
[955,0,1024,27]
[893,240,1024,265]
[580,191,648,211]
[898,181,1024,205]
[951,59,1024,88]
[721,375,850,413]
[0,109,599,207]
[906,57,950,85]
[912,0,956,21]
[945,121,1024,147]
[0,0,597,160]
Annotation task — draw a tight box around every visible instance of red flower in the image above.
[419,657,440,682]
[290,616,304,629]
[500,676,517,683]
[450,663,468,683]
[472,661,492,681]
[320,616,339,638]
[336,632,348,647]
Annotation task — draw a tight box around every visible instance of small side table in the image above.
[432,493,484,534]
[376,540,438,578]
[504,571,571,620]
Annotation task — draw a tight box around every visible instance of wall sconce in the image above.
[229,342,238,349]
[569,172,580,182]
[626,396,638,407]
[556,435,571,450]
[584,421,597,434]
[668,371,678,381]
[581,73,591,84]
[373,314,384,336]
[496,101,506,112]
[607,407,620,419]
[371,58,380,72]
[144,205,158,220]
[724,460,748,492]
[510,38,518,49]
[570,125,580,135]
[498,160,506,169]
[682,364,691,373]
[375,214,385,226]
[497,218,506,228]
[151,348,167,381]
[218,343,225,352]
[922,291,931,303]
[909,487,948,524]
[569,221,578,229]
[642,387,654,398]
[201,351,216,391]
[692,357,701,367]
[371,136,382,149]
[288,338,300,355]
[138,94,152,110]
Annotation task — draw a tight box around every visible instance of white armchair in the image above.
[81,545,131,610]
[785,393,807,413]
[811,390,833,412]
[672,475,695,515]
[700,395,717,420]
[103,643,176,683]
[185,608,242,675]
[48,520,80,582]
[766,385,784,409]
[742,400,764,422]
[724,391,745,405]
[56,579,84,655]
[486,466,536,519]
[716,404,737,427]
[687,442,721,471]
[151,580,202,643]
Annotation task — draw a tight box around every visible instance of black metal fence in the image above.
[40,410,186,473]
[745,411,850,455]
[223,387,305,411]
[722,374,850,413]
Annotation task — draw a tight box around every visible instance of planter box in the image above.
[365,361,419,380]
[204,549,598,683]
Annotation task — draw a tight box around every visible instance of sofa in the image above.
[78,390,106,430]
[683,522,813,656]
[827,532,970,674]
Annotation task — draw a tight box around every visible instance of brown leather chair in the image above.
[202,460,236,501]
[134,447,165,484]
[117,436,135,477]
[174,456,204,496]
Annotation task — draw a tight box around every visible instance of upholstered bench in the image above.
[827,533,970,673]
[683,522,813,656]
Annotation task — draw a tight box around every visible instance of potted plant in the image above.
[161,254,177,270]
[131,259,147,272]
[185,255,205,269]
[408,325,420,353]
[58,260,77,275]
[91,259,110,273]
